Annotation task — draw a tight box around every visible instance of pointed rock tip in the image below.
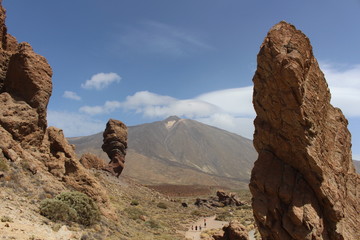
[270,20,296,31]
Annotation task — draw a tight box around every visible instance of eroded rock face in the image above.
[0,36,52,147]
[102,119,128,177]
[250,21,360,240]
[0,2,111,215]
[80,153,106,170]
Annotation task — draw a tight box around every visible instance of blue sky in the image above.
[4,0,360,159]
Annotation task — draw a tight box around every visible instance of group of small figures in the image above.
[191,219,207,231]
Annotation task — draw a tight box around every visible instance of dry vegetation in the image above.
[0,158,258,240]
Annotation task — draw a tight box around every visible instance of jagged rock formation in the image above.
[213,221,249,240]
[0,1,110,214]
[250,21,360,240]
[216,190,244,207]
[102,119,128,177]
[195,190,245,208]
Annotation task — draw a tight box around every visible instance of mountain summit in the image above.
[69,117,257,188]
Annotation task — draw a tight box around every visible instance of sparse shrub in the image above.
[157,202,167,209]
[1,215,12,222]
[40,191,100,226]
[215,211,232,221]
[191,210,202,216]
[146,219,160,229]
[130,200,139,206]
[0,158,9,172]
[40,198,78,222]
[124,207,147,220]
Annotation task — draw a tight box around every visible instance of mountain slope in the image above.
[69,116,258,188]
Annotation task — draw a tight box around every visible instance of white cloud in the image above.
[121,90,220,118]
[47,110,104,137]
[321,63,360,117]
[119,89,255,138]
[81,72,121,90]
[196,87,255,116]
[63,91,81,101]
[74,62,360,140]
[123,91,176,109]
[195,114,254,139]
[79,101,122,115]
[120,20,212,56]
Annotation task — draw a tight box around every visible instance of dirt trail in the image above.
[185,215,227,240]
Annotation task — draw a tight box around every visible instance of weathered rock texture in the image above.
[213,221,249,240]
[216,190,244,207]
[80,153,106,170]
[102,119,128,177]
[250,21,360,240]
[0,1,110,215]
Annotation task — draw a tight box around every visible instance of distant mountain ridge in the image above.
[69,116,258,188]
[69,117,360,188]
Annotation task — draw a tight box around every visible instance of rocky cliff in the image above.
[0,1,110,214]
[250,21,360,239]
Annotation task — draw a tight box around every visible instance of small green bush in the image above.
[156,202,167,209]
[124,207,146,220]
[130,200,139,206]
[40,199,77,222]
[40,191,100,226]
[146,219,160,229]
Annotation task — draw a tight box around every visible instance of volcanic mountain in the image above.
[69,116,257,188]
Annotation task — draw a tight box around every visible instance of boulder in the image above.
[213,220,249,240]
[216,190,244,206]
[102,119,128,177]
[250,21,360,240]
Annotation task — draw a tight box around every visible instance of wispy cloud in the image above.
[196,87,255,116]
[81,72,121,90]
[79,89,254,138]
[79,101,122,115]
[63,91,81,101]
[47,110,104,137]
[120,20,212,56]
[122,91,220,118]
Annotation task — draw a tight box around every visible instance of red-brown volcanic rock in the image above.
[213,220,249,240]
[0,1,111,215]
[250,21,360,240]
[102,119,128,177]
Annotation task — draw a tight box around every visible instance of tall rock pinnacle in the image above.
[250,21,359,240]
[102,119,128,177]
